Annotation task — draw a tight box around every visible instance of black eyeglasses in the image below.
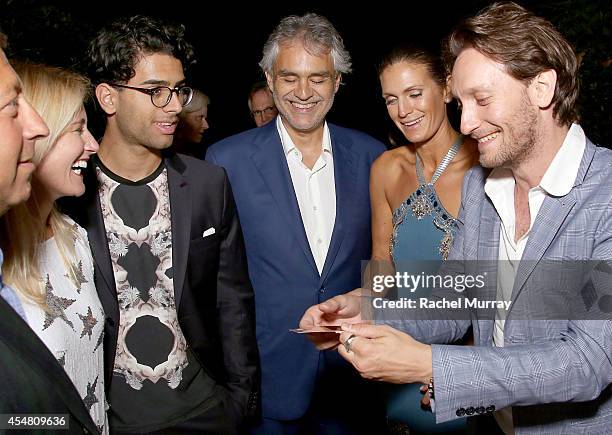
[110,84,194,108]
[251,106,277,118]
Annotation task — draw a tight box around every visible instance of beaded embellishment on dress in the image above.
[391,185,457,260]
[390,136,463,260]
[411,189,433,220]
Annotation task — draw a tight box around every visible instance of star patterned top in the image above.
[16,215,108,434]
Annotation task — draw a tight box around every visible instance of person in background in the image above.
[173,89,209,158]
[248,81,277,127]
[0,61,105,433]
[0,31,100,435]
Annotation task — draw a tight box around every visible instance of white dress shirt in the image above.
[483,123,586,434]
[277,117,336,274]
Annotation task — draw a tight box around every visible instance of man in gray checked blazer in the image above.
[300,3,612,434]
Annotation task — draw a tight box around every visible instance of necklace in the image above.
[411,135,463,220]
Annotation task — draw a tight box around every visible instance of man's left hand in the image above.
[338,323,433,385]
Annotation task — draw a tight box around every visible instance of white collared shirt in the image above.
[277,117,336,274]
[484,123,586,434]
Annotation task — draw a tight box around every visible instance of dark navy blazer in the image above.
[207,120,385,420]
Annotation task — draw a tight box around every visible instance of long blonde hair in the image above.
[0,62,91,306]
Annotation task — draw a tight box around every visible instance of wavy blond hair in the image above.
[0,62,91,307]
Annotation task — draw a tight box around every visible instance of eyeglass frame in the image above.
[109,83,194,108]
[250,105,277,118]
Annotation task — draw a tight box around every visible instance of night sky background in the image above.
[1,0,610,149]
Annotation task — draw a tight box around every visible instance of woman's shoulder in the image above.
[372,146,416,180]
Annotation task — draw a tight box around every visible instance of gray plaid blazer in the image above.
[385,138,612,434]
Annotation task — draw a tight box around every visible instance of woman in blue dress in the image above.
[371,44,479,434]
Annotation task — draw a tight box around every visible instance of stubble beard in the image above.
[274,91,333,134]
[480,93,539,169]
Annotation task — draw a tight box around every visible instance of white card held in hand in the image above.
[290,325,342,334]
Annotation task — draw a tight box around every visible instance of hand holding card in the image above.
[289,325,342,334]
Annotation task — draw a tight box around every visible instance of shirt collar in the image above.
[485,123,586,197]
[539,123,585,196]
[277,116,332,156]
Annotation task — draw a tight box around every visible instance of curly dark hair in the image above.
[87,15,196,85]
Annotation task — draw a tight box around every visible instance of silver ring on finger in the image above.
[343,334,357,353]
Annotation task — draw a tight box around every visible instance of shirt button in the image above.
[317,239,322,244]
[313,206,318,211]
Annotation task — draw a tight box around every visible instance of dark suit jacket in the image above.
[0,296,99,435]
[63,152,260,423]
[207,121,386,420]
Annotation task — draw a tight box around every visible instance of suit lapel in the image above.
[476,194,501,345]
[0,298,99,434]
[510,141,595,303]
[250,125,318,274]
[510,189,577,303]
[86,192,116,302]
[74,161,116,303]
[319,126,357,285]
[167,155,191,306]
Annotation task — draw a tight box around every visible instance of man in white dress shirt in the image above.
[207,12,386,435]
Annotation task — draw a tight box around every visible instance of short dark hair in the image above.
[87,15,196,85]
[378,43,447,88]
[444,1,579,126]
[249,81,270,98]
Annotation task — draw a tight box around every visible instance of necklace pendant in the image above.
[411,194,432,220]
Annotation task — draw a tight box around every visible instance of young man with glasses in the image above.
[65,16,259,435]
[247,81,277,127]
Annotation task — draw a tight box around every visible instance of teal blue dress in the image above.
[386,182,467,433]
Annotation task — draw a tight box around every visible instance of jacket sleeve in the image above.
[431,318,612,422]
[216,170,260,422]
